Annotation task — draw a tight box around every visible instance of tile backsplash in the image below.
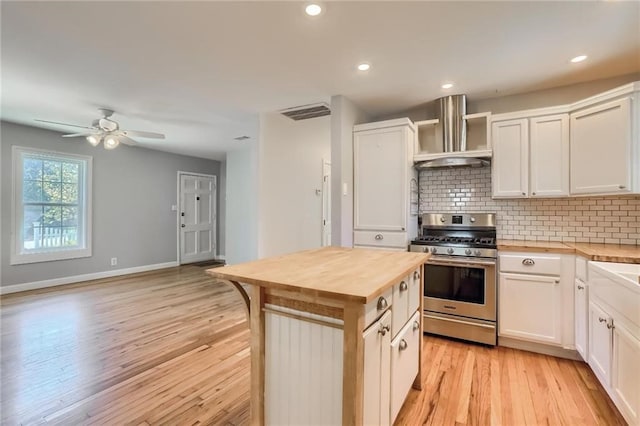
[419,167,640,245]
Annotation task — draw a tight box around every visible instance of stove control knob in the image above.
[447,248,454,255]
[423,247,429,253]
[430,247,437,254]
[440,217,446,223]
[465,249,472,255]
[474,250,482,256]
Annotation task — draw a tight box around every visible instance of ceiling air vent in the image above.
[280,102,331,121]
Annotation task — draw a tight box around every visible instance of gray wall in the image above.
[225,143,259,265]
[1,121,224,287]
[330,95,371,247]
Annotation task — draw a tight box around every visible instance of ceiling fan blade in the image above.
[122,130,165,139]
[118,136,138,146]
[35,119,95,130]
[62,132,97,138]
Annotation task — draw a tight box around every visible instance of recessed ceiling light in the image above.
[357,63,370,71]
[305,3,322,16]
[570,55,588,63]
[442,83,454,89]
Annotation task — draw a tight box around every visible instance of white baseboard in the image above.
[0,261,179,295]
[498,336,583,361]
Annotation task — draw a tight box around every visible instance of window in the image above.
[11,147,92,264]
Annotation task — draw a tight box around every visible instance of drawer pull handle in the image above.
[399,339,408,350]
[619,185,626,189]
[378,323,390,336]
[606,323,615,330]
[598,317,607,323]
[399,281,408,291]
[577,285,585,290]
[413,321,420,331]
[374,234,383,240]
[377,297,388,311]
[522,258,535,266]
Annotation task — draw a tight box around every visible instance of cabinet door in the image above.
[498,272,562,344]
[354,126,408,231]
[492,119,529,198]
[612,322,640,425]
[574,279,588,361]
[363,311,391,426]
[570,97,632,195]
[390,312,421,423]
[392,277,410,338]
[530,114,569,197]
[588,301,612,387]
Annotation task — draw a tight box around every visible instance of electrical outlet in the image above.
[110,257,117,266]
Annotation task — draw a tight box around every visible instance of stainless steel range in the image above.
[410,213,497,345]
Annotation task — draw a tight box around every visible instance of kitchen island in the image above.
[207,246,429,425]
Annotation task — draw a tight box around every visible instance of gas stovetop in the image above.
[410,212,497,258]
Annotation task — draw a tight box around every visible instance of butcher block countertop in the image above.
[207,246,429,304]
[498,240,640,264]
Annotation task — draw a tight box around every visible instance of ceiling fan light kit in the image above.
[36,108,165,150]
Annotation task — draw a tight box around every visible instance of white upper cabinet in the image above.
[530,114,570,197]
[354,118,417,249]
[492,119,529,198]
[570,97,633,195]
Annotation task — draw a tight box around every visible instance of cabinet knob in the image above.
[577,285,585,290]
[377,297,388,311]
[522,258,535,266]
[378,323,390,336]
[399,339,408,350]
[399,281,408,291]
[413,320,420,331]
[374,234,383,240]
[522,192,526,196]
[619,185,626,189]
[413,271,420,280]
[598,317,607,323]
[532,192,536,196]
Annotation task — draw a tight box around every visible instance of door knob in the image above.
[181,224,186,228]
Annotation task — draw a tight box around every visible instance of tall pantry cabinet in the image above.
[353,118,418,251]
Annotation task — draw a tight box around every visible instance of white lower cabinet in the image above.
[612,322,640,425]
[390,312,421,422]
[588,300,612,387]
[574,278,588,361]
[499,272,563,344]
[363,310,392,426]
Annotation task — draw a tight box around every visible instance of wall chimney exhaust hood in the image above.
[414,94,492,169]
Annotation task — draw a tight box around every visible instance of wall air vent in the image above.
[233,135,250,141]
[280,102,331,121]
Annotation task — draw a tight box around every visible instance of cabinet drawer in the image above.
[576,256,588,282]
[390,311,421,423]
[353,230,407,249]
[408,268,421,314]
[365,287,393,328]
[499,253,562,276]
[392,275,411,338]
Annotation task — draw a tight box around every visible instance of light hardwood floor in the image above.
[1,266,626,425]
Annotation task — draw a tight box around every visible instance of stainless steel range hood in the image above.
[415,94,489,169]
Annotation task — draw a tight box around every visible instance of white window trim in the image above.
[10,146,93,265]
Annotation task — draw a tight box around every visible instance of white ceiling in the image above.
[2,1,639,161]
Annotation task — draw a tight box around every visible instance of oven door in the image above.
[423,256,496,321]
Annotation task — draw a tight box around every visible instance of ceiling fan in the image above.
[35,108,165,149]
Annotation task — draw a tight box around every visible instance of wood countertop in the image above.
[206,246,429,304]
[497,240,640,264]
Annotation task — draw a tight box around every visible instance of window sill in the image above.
[10,248,92,265]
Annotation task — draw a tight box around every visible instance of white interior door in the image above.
[321,160,331,246]
[179,173,216,264]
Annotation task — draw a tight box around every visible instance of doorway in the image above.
[322,160,331,246]
[178,172,217,264]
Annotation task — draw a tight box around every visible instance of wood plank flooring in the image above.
[1,266,626,425]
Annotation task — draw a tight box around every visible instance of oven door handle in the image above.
[424,313,496,330]
[425,258,496,268]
